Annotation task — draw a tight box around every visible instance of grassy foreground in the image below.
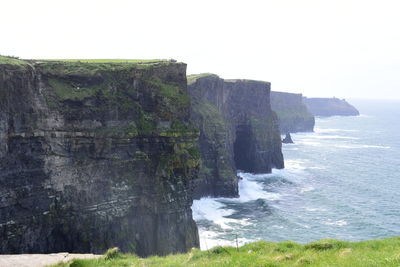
[51,237,400,267]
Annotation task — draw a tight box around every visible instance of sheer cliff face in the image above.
[188,74,284,198]
[303,97,360,117]
[0,59,199,256]
[271,91,315,133]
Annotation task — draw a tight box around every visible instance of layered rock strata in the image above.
[270,91,315,133]
[188,74,284,198]
[0,57,200,256]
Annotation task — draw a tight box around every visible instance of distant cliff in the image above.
[303,97,360,116]
[188,74,284,198]
[271,91,315,133]
[0,56,199,256]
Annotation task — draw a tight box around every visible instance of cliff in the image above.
[188,74,284,198]
[0,56,200,256]
[270,91,315,133]
[303,97,360,116]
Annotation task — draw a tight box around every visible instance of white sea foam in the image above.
[237,173,282,202]
[359,114,374,118]
[314,128,358,133]
[300,186,315,193]
[285,159,307,170]
[192,172,285,249]
[296,140,323,146]
[313,135,359,140]
[192,198,236,229]
[324,219,348,226]
[305,207,327,212]
[335,144,391,149]
[307,166,326,170]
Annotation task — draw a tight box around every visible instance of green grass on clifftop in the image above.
[31,59,168,64]
[187,73,218,85]
[51,237,400,267]
[0,55,31,66]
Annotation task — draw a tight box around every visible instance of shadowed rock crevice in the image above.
[234,124,256,172]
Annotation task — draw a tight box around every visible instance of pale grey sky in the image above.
[1,0,399,99]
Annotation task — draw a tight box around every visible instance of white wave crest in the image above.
[192,198,236,229]
[335,144,391,149]
[314,128,358,133]
[324,219,348,226]
[313,135,359,140]
[237,173,282,202]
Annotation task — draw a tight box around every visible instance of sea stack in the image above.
[282,132,294,143]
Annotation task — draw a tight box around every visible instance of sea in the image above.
[192,98,400,250]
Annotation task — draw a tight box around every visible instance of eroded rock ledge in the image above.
[188,74,284,199]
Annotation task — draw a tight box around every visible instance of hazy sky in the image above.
[1,0,399,99]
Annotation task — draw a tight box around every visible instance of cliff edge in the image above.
[271,91,315,133]
[0,56,199,256]
[303,97,360,116]
[188,74,284,198]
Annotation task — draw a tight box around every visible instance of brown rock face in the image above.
[0,59,199,256]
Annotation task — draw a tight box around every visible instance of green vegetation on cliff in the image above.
[271,91,315,133]
[0,58,200,256]
[31,59,167,63]
[187,73,218,85]
[0,55,29,65]
[192,98,236,182]
[0,56,31,70]
[52,237,400,267]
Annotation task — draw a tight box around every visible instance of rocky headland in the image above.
[188,74,284,199]
[270,91,315,133]
[0,58,285,257]
[0,56,199,256]
[303,97,360,116]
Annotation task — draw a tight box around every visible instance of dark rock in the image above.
[0,59,199,256]
[303,97,360,116]
[282,133,294,143]
[271,91,315,133]
[188,74,284,198]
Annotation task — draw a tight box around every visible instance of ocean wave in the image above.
[238,173,282,202]
[359,114,374,118]
[305,207,327,212]
[296,140,323,146]
[284,159,307,170]
[324,219,348,226]
[300,186,315,193]
[314,128,358,133]
[192,173,282,231]
[335,144,391,149]
[313,135,359,140]
[192,198,236,229]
